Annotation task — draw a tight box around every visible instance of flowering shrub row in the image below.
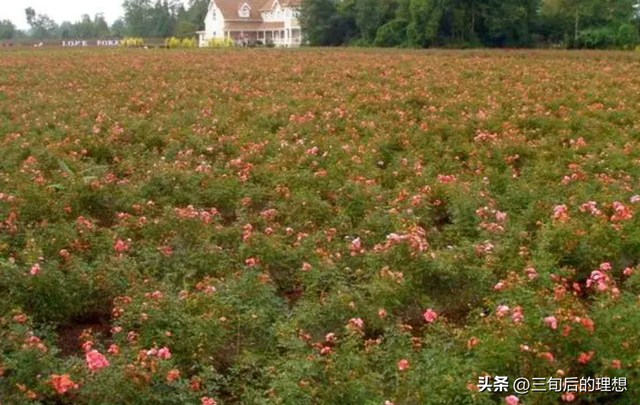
[165,37,198,49]
[1,49,640,404]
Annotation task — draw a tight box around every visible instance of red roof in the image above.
[213,0,301,20]
[225,21,285,31]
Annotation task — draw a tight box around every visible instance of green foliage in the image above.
[24,7,59,39]
[165,36,197,48]
[302,0,640,49]
[4,44,640,404]
[8,0,640,49]
[541,0,640,49]
[355,0,396,44]
[165,36,182,48]
[207,37,235,48]
[181,37,197,48]
[0,19,17,40]
[122,0,182,38]
[13,0,206,41]
[480,0,539,47]
[617,24,640,49]
[121,37,146,47]
[406,0,445,47]
[301,0,357,45]
[375,19,409,46]
[579,26,618,49]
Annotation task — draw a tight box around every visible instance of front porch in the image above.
[225,28,302,47]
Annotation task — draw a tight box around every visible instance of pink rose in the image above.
[423,308,438,323]
[505,395,519,405]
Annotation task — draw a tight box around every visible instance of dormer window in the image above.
[239,4,250,17]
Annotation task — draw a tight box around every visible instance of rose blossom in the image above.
[423,308,438,323]
[86,350,110,371]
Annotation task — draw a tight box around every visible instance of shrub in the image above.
[165,37,182,49]
[181,37,197,48]
[120,37,145,48]
[207,37,235,48]
[4,48,640,405]
[616,24,640,50]
[164,37,197,49]
[375,19,408,47]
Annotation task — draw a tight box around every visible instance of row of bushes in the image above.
[573,24,640,50]
[206,38,236,48]
[165,37,198,49]
[120,37,145,48]
[123,37,228,49]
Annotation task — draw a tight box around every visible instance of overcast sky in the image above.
[4,1,189,30]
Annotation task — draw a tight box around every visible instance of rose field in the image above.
[2,48,640,405]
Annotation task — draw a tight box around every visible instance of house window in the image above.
[239,6,250,17]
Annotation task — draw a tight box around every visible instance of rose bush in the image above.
[1,48,640,404]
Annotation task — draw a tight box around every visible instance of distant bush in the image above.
[616,24,640,50]
[181,37,197,48]
[164,37,197,48]
[375,19,409,47]
[207,37,235,48]
[120,37,144,48]
[577,25,639,50]
[165,37,181,48]
[577,27,616,49]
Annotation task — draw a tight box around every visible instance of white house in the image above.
[197,0,303,47]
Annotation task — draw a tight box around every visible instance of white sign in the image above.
[61,39,122,47]
[62,40,87,47]
[97,40,121,47]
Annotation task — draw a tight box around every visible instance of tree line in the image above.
[1,0,639,48]
[300,0,640,48]
[0,0,209,41]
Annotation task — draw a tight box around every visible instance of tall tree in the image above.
[25,7,37,27]
[77,14,97,38]
[0,20,16,40]
[541,0,640,47]
[480,0,540,47]
[25,8,59,39]
[356,0,380,43]
[406,0,446,47]
[122,0,154,37]
[94,14,112,38]
[300,0,341,44]
[152,0,178,37]
[187,0,209,30]
[111,19,128,37]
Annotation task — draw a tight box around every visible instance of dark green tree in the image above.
[151,0,176,37]
[24,8,59,39]
[480,0,540,47]
[406,0,446,47]
[300,0,342,44]
[94,14,112,38]
[122,0,154,37]
[77,14,97,38]
[0,20,16,40]
[111,19,128,37]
